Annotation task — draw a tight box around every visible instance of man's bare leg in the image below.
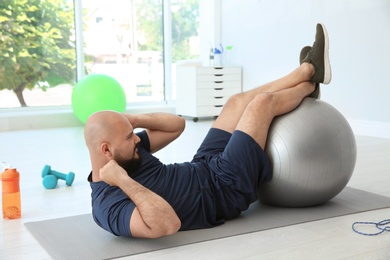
[235,81,315,149]
[212,63,313,134]
[213,22,331,135]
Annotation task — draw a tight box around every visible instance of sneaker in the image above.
[302,23,332,84]
[300,46,320,99]
[300,46,312,64]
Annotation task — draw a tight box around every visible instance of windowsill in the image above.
[0,102,176,132]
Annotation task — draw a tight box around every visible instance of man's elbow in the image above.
[169,216,182,235]
[158,217,181,238]
[145,217,180,239]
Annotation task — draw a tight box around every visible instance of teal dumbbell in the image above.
[42,175,58,189]
[41,165,75,187]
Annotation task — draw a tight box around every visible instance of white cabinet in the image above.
[176,66,242,121]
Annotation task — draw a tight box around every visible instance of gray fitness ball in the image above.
[258,98,357,207]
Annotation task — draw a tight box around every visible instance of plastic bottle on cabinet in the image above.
[214,47,222,66]
[209,48,214,66]
[1,167,21,219]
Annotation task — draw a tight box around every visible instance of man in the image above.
[85,23,331,238]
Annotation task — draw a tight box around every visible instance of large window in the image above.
[0,0,199,109]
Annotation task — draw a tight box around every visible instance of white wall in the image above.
[218,0,390,138]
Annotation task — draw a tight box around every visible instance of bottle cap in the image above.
[1,168,20,193]
[1,168,19,180]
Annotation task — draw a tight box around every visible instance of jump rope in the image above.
[352,219,390,236]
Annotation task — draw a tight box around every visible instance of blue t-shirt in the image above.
[89,130,223,237]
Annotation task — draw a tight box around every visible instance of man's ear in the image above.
[101,142,113,158]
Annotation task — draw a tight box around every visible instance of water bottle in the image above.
[1,166,21,219]
[209,48,214,66]
[214,47,222,66]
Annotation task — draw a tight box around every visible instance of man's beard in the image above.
[116,155,143,174]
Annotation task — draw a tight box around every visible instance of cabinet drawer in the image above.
[197,96,229,106]
[196,67,241,75]
[197,87,239,98]
[196,74,241,82]
[196,106,223,117]
[197,81,240,89]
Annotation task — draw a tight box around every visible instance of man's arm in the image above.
[124,113,185,153]
[100,160,181,238]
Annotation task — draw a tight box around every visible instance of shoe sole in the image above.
[320,23,332,84]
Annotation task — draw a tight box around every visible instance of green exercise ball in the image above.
[72,74,126,124]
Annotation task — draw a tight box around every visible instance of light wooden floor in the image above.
[1,120,389,260]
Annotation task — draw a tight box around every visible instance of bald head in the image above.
[84,111,129,154]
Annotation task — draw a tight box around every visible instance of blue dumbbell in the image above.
[42,174,58,189]
[41,165,75,186]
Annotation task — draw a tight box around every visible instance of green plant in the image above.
[0,0,76,107]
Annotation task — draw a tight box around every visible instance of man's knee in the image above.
[225,92,247,108]
[226,92,274,109]
[239,93,276,126]
[249,93,275,111]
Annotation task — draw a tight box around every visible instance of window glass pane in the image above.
[0,0,76,108]
[171,0,200,63]
[83,0,164,103]
[170,0,200,100]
